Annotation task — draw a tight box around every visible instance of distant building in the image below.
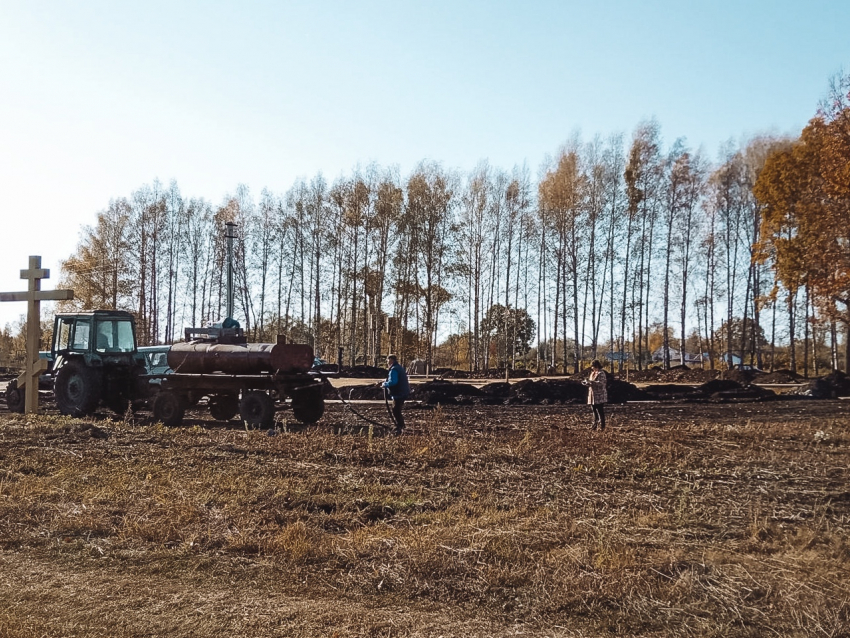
[720,352,742,367]
[407,358,427,375]
[651,347,707,365]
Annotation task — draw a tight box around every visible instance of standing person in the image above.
[583,359,608,431]
[382,354,410,435]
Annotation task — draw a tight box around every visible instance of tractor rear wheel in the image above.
[55,362,102,417]
[240,391,275,427]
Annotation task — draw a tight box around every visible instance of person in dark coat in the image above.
[382,354,410,435]
[582,359,608,431]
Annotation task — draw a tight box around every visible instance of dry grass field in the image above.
[1,399,848,637]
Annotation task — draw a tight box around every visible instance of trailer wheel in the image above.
[153,391,186,426]
[55,362,102,417]
[292,384,325,424]
[209,393,239,421]
[240,391,275,427]
[5,379,25,413]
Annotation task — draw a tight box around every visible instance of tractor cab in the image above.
[53,311,140,360]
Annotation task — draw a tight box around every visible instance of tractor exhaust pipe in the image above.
[225,221,237,320]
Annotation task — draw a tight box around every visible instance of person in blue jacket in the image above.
[381,354,410,435]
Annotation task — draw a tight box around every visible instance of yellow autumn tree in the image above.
[58,199,135,313]
[754,73,850,369]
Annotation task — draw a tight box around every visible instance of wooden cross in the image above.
[0,256,73,413]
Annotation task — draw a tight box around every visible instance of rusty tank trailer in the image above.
[147,324,324,427]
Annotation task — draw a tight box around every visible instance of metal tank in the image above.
[167,341,313,375]
[168,342,274,375]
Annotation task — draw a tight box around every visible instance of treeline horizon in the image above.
[20,73,848,376]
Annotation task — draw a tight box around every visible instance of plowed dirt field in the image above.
[1,399,848,637]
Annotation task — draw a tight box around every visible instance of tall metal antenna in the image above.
[225,221,237,320]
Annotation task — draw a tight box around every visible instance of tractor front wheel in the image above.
[55,362,102,417]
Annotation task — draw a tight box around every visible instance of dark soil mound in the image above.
[622,366,718,384]
[412,378,644,406]
[502,378,642,405]
[697,379,777,401]
[793,370,850,398]
[506,379,560,404]
[698,379,743,394]
[819,371,850,396]
[642,384,698,400]
[416,380,484,404]
[707,385,777,401]
[341,365,388,379]
[626,369,662,383]
[792,378,832,399]
[327,378,667,406]
[435,368,470,379]
[477,368,536,379]
[609,379,650,403]
[331,384,386,400]
[479,382,512,399]
[664,368,717,383]
[431,368,537,380]
[642,379,777,402]
[721,368,756,384]
[536,379,587,403]
[754,369,802,384]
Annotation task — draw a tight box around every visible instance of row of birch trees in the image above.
[55,84,850,375]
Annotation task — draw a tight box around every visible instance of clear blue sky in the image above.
[1,0,847,329]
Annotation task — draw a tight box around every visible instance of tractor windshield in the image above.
[94,319,136,353]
